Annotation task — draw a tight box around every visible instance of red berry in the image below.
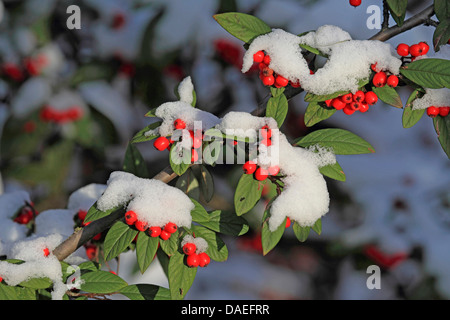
[268,165,280,176]
[174,119,186,130]
[124,211,137,225]
[43,248,50,257]
[164,222,178,234]
[349,0,361,7]
[254,167,269,181]
[85,245,97,260]
[191,149,199,163]
[148,226,162,237]
[364,91,378,105]
[349,101,361,111]
[153,136,170,151]
[359,102,369,113]
[396,43,410,57]
[262,75,275,86]
[253,51,265,63]
[291,80,301,88]
[275,75,289,87]
[183,243,197,256]
[353,91,365,103]
[192,135,202,149]
[373,71,387,87]
[371,63,380,72]
[409,44,422,57]
[260,138,272,147]
[186,253,200,268]
[198,252,211,267]
[418,42,429,55]
[77,210,87,221]
[427,106,439,118]
[261,67,273,77]
[332,98,346,110]
[285,217,291,228]
[387,75,399,87]
[260,125,272,139]
[135,220,148,232]
[263,55,271,65]
[343,104,356,115]
[325,99,333,107]
[340,93,353,104]
[0,276,3,282]
[439,106,450,117]
[258,62,267,71]
[243,161,257,174]
[160,230,171,241]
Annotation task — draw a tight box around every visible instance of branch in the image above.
[381,0,389,31]
[53,4,436,262]
[369,4,435,42]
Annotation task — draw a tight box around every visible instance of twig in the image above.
[382,0,390,31]
[369,5,435,42]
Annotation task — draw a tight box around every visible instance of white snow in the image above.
[97,171,194,228]
[181,234,209,254]
[412,88,450,110]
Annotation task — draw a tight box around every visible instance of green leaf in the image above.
[0,283,36,300]
[319,161,346,182]
[104,221,138,261]
[120,284,171,300]
[386,0,407,27]
[80,270,128,294]
[191,165,215,203]
[176,168,200,200]
[433,20,450,52]
[131,121,162,144]
[372,85,403,109]
[311,218,322,235]
[261,200,286,255]
[84,202,122,223]
[295,128,375,155]
[433,115,450,158]
[400,59,450,89]
[191,225,229,262]
[434,0,450,22]
[402,89,426,128]
[168,250,197,300]
[159,230,179,256]
[304,101,336,127]
[136,232,159,274]
[123,143,149,178]
[270,87,285,98]
[292,222,310,242]
[70,62,115,87]
[234,174,264,216]
[169,143,192,176]
[193,209,249,236]
[266,93,288,128]
[19,277,53,290]
[213,12,271,44]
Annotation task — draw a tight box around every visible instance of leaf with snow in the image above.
[295,128,375,155]
[319,161,346,182]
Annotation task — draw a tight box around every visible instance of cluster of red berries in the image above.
[349,0,362,7]
[13,204,37,225]
[370,63,400,88]
[40,105,83,124]
[124,210,178,241]
[1,54,48,82]
[426,106,449,118]
[153,119,202,163]
[396,42,429,59]
[182,241,211,268]
[325,90,377,115]
[253,51,301,88]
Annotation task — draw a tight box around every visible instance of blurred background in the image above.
[0,0,449,300]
